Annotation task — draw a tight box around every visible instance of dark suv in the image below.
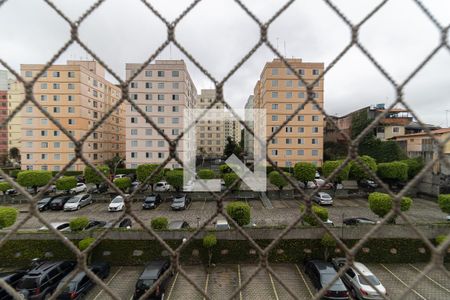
[16,261,76,299]
[142,194,162,210]
[0,270,27,300]
[170,194,190,211]
[133,260,172,300]
[304,260,349,300]
[50,196,72,211]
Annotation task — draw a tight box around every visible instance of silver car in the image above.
[64,194,92,211]
[313,192,333,205]
[332,258,386,300]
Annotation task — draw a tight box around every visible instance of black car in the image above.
[142,194,162,210]
[56,262,110,300]
[358,180,378,189]
[84,220,107,231]
[168,220,190,230]
[88,182,109,194]
[37,196,57,212]
[304,260,349,300]
[0,270,27,300]
[76,176,85,183]
[125,173,137,182]
[50,196,72,211]
[133,260,172,300]
[16,261,76,300]
[170,194,190,211]
[343,217,378,226]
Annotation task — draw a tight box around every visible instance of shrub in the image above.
[151,217,168,230]
[223,173,240,191]
[17,170,52,192]
[0,182,12,194]
[268,171,289,191]
[322,160,350,183]
[368,192,412,223]
[219,164,232,174]
[10,169,20,178]
[294,162,316,185]
[438,194,450,215]
[69,217,89,232]
[226,201,250,226]
[84,165,110,187]
[78,237,95,251]
[0,207,18,229]
[55,176,77,192]
[377,162,408,185]
[299,204,328,226]
[401,157,424,180]
[349,155,377,180]
[198,169,215,180]
[113,177,131,191]
[165,170,184,192]
[136,164,163,189]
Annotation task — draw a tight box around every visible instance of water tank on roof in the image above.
[376,103,385,109]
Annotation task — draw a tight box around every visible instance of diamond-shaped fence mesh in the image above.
[0,0,449,299]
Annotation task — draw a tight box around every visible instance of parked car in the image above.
[168,220,190,230]
[313,192,333,205]
[84,220,107,231]
[215,219,231,230]
[70,183,87,194]
[16,260,76,300]
[154,181,171,192]
[343,217,378,226]
[142,194,162,210]
[38,222,71,232]
[76,175,85,183]
[170,194,190,211]
[64,194,92,211]
[332,258,386,300]
[37,196,57,211]
[130,181,148,193]
[314,179,334,189]
[114,174,126,179]
[304,260,349,300]
[358,180,378,189]
[88,182,109,194]
[0,269,27,300]
[133,260,172,300]
[104,217,132,229]
[50,195,72,210]
[315,171,321,179]
[125,173,137,182]
[5,188,18,195]
[37,185,56,195]
[56,262,110,300]
[108,195,127,212]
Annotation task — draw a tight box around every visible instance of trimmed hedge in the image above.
[368,192,412,222]
[197,169,216,180]
[226,201,251,226]
[151,217,168,230]
[299,204,328,226]
[69,217,89,232]
[115,168,137,175]
[438,194,450,214]
[0,207,18,229]
[0,182,12,193]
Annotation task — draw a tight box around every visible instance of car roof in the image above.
[140,260,168,279]
[168,220,185,229]
[352,262,373,275]
[216,219,228,225]
[308,260,336,273]
[318,192,330,196]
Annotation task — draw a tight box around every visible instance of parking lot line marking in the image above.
[379,264,427,300]
[408,264,450,293]
[295,264,313,298]
[237,264,243,300]
[166,272,178,300]
[268,272,280,300]
[203,272,209,300]
[92,266,122,300]
[201,198,206,210]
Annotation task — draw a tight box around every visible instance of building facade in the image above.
[252,58,325,167]
[125,60,197,169]
[0,90,7,159]
[244,95,254,161]
[19,60,125,171]
[7,80,24,155]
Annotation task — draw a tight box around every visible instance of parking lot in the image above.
[5,196,447,230]
[79,263,450,300]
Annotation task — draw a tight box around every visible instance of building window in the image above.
[286,92,292,98]
[157,106,164,112]
[26,118,33,125]
[158,117,164,124]
[41,130,47,137]
[68,71,75,78]
[131,140,138,147]
[312,127,319,133]
[271,91,278,99]
[131,152,137,158]
[172,94,179,100]
[53,95,60,101]
[157,82,164,89]
[286,127,293,133]
[53,83,60,89]
[286,80,293,87]
[298,138,304,144]
[173,82,179,89]
[41,142,48,148]
[286,150,292,156]
[68,119,75,125]
[40,83,47,89]
[312,115,320,122]
[286,138,292,144]
[172,70,179,77]
[54,142,60,148]
[271,80,278,87]
[172,117,179,124]
[145,82,152,89]
[158,153,165,159]
[312,138,318,144]
[157,141,165,147]
[25,130,33,136]
[145,128,152,135]
[41,154,47,160]
[312,104,320,110]
[26,142,33,148]
[157,94,165,100]
[130,82,138,88]
[297,149,304,156]
[271,149,278,156]
[68,107,75,113]
[271,138,277,144]
[271,68,278,75]
[131,129,138,135]
[40,95,47,101]
[68,95,74,101]
[145,152,152,158]
[286,104,292,110]
[172,106,179,112]
[172,129,179,135]
[68,83,75,89]
[130,117,137,124]
[54,153,61,160]
[145,105,152,112]
[312,69,320,75]
[145,70,152,77]
[272,115,278,121]
[272,104,278,109]
[393,127,400,133]
[298,115,304,121]
[312,149,319,156]
[52,71,60,77]
[25,71,32,77]
[26,154,32,160]
[26,106,33,113]
[298,92,305,98]
[157,71,165,77]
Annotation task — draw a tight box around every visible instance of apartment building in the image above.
[0,70,9,159]
[125,60,197,169]
[19,60,125,171]
[244,95,254,161]
[252,58,325,167]
[224,118,241,144]
[7,80,24,154]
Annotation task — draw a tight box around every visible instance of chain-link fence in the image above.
[1,0,450,299]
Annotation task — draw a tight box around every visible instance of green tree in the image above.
[299,204,328,226]
[368,192,412,223]
[84,165,110,188]
[203,233,217,267]
[322,160,350,183]
[223,173,240,191]
[136,164,164,191]
[198,169,215,180]
[113,177,131,192]
[359,137,407,163]
[401,157,424,180]
[224,136,242,159]
[17,170,52,193]
[349,155,377,181]
[321,232,336,260]
[0,207,18,229]
[219,164,233,175]
[104,156,125,175]
[69,217,89,232]
[226,201,250,226]
[377,161,408,188]
[268,171,288,191]
[151,217,168,230]
[0,182,12,194]
[165,169,184,192]
[438,194,450,215]
[78,237,96,263]
[55,176,77,192]
[9,147,20,161]
[294,162,316,186]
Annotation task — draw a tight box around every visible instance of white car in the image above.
[108,194,128,212]
[70,183,87,194]
[37,185,56,194]
[154,181,171,192]
[64,194,92,211]
[38,222,71,232]
[114,174,126,179]
[215,219,231,230]
[313,192,333,205]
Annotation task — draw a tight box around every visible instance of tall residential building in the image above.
[195,89,225,158]
[8,80,24,154]
[224,118,241,144]
[0,70,9,158]
[19,60,125,171]
[125,60,197,169]
[253,58,325,167]
[244,95,254,160]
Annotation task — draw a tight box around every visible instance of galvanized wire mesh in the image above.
[0,0,449,299]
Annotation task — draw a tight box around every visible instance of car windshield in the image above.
[321,274,344,286]
[17,277,38,289]
[358,275,380,286]
[145,197,155,202]
[173,197,184,203]
[321,194,331,199]
[112,197,123,203]
[137,279,154,289]
[52,198,63,203]
[156,183,164,186]
[67,197,81,203]
[38,198,51,204]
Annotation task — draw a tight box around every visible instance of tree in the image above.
[401,157,424,180]
[324,141,348,161]
[219,164,233,175]
[438,194,450,215]
[55,176,77,193]
[349,155,377,181]
[84,165,110,188]
[299,204,328,226]
[165,170,184,192]
[294,162,316,186]
[226,201,250,226]
[0,207,18,229]
[223,173,240,191]
[136,164,163,191]
[104,156,125,175]
[377,162,408,188]
[198,169,215,180]
[113,177,131,192]
[322,160,350,183]
[203,233,217,267]
[224,136,242,159]
[268,171,288,191]
[368,192,412,223]
[359,137,407,163]
[9,147,20,161]
[151,217,168,230]
[69,217,89,232]
[78,237,96,264]
[0,182,12,194]
[17,170,52,193]
[321,232,336,260]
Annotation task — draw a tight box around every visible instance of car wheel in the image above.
[77,205,80,210]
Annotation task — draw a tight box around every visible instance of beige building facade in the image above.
[125,60,197,169]
[19,60,125,171]
[7,80,24,152]
[253,58,325,167]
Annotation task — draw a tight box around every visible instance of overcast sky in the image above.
[1,0,449,126]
